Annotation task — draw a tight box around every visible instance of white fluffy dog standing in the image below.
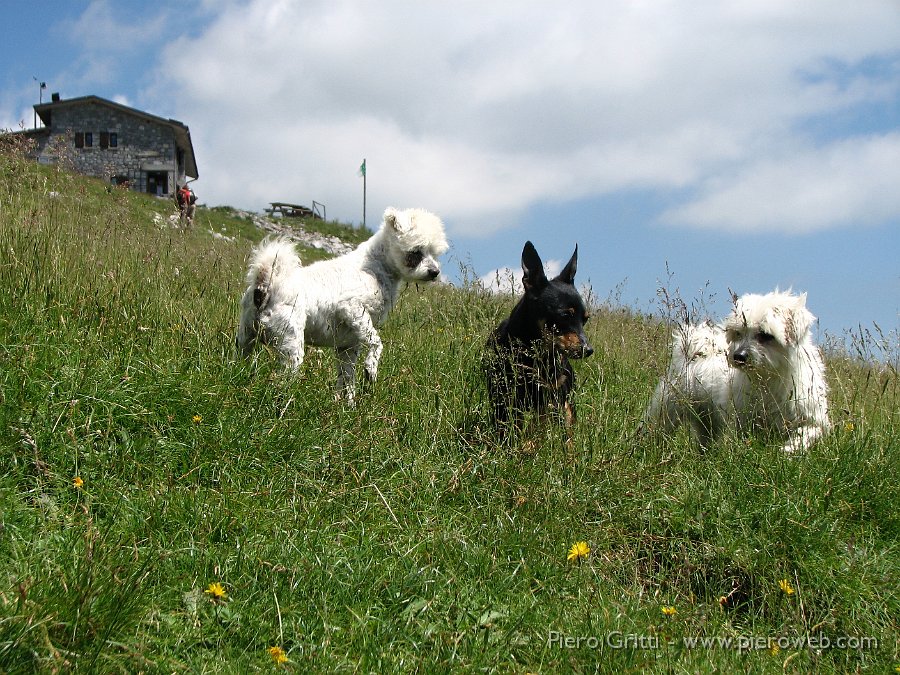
[644,290,831,453]
[236,207,448,401]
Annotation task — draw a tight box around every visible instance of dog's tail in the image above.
[236,237,302,357]
[245,237,303,310]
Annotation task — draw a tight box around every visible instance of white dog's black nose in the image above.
[731,348,749,365]
[426,268,439,280]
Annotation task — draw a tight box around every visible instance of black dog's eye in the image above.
[757,331,775,343]
[405,250,424,268]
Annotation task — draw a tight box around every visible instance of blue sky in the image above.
[2,1,899,342]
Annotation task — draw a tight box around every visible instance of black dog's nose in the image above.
[576,338,594,358]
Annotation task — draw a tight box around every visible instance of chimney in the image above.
[51,92,60,102]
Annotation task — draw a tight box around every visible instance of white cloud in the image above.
[660,132,900,233]
[139,0,900,235]
[0,86,37,131]
[480,259,562,295]
[32,1,173,100]
[61,0,168,54]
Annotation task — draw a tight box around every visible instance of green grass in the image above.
[0,140,898,673]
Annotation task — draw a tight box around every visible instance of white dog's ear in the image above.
[785,298,815,344]
[384,207,404,233]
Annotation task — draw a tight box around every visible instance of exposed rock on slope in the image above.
[237,210,355,256]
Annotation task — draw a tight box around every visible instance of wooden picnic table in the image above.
[266,202,325,219]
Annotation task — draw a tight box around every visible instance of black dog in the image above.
[484,241,593,432]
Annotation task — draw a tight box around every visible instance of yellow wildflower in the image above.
[73,476,84,489]
[661,606,677,617]
[770,643,781,656]
[567,541,590,562]
[268,646,288,664]
[844,421,855,432]
[192,414,202,424]
[778,579,795,596]
[204,582,228,602]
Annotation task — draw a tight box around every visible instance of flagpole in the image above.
[362,158,367,229]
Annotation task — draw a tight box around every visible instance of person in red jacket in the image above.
[176,184,196,226]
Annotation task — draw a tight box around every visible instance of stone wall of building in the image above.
[34,101,182,195]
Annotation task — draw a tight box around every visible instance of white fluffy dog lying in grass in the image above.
[236,207,448,401]
[644,290,831,453]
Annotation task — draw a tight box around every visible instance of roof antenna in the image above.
[32,76,46,128]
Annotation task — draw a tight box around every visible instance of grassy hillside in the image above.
[0,140,897,673]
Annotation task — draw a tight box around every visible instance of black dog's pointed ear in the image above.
[521,241,547,293]
[555,244,578,285]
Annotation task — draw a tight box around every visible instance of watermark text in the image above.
[548,631,879,652]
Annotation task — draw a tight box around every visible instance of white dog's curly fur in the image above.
[236,206,448,401]
[644,290,831,453]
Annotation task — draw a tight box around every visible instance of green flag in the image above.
[358,159,366,177]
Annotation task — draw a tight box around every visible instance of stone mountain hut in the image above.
[20,93,198,197]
